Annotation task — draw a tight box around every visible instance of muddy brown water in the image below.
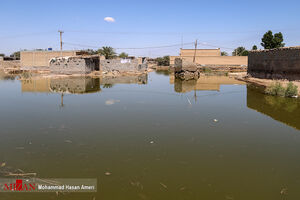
[0,71,300,199]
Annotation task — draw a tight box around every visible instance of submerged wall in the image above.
[248,46,300,80]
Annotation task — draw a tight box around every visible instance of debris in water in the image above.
[280,188,287,195]
[1,162,6,167]
[16,147,25,150]
[179,186,186,191]
[105,99,120,105]
[64,140,72,144]
[150,141,154,144]
[186,96,192,105]
[105,172,111,176]
[160,182,168,189]
[213,119,218,122]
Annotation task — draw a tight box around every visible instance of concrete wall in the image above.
[100,58,147,73]
[248,46,300,80]
[49,56,99,74]
[180,49,221,57]
[20,51,79,67]
[170,56,248,66]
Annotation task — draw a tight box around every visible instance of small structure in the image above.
[49,56,99,74]
[248,46,300,80]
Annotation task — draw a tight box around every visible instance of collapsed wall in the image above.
[49,56,99,74]
[248,46,300,80]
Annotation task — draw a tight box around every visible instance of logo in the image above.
[3,179,36,191]
[0,178,97,193]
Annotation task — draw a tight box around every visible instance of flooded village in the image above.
[1,1,300,200]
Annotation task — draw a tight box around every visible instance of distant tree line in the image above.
[80,47,130,59]
[230,30,285,56]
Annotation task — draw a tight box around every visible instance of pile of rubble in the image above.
[174,58,200,80]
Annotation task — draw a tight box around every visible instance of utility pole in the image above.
[181,35,183,49]
[58,30,64,57]
[193,39,198,63]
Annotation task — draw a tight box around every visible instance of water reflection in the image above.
[247,84,300,130]
[22,77,101,94]
[170,75,245,93]
[21,74,148,94]
[155,69,171,76]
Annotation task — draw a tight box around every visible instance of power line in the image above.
[0,31,57,39]
[63,42,195,50]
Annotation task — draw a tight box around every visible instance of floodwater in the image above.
[0,70,300,200]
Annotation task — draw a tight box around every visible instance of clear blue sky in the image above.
[1,0,299,57]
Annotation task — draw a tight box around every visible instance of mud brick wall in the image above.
[0,60,20,69]
[248,47,300,80]
[50,57,98,74]
[100,58,147,73]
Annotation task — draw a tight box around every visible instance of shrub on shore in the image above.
[285,82,298,97]
[265,82,298,97]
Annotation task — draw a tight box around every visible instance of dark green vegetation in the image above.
[252,45,258,50]
[79,47,117,59]
[98,46,117,59]
[118,52,128,59]
[221,51,228,56]
[265,82,298,97]
[232,47,249,56]
[156,56,170,66]
[261,30,285,49]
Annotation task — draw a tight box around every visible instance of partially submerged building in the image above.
[170,48,248,66]
[49,56,99,74]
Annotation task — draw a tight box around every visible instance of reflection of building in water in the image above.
[170,75,245,93]
[21,74,148,94]
[100,74,148,85]
[22,79,51,93]
[247,85,300,130]
[50,77,100,94]
[22,77,100,94]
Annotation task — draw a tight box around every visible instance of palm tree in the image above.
[97,47,116,59]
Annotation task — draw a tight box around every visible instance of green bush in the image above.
[156,56,170,66]
[265,82,285,96]
[285,82,298,97]
[265,82,298,97]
